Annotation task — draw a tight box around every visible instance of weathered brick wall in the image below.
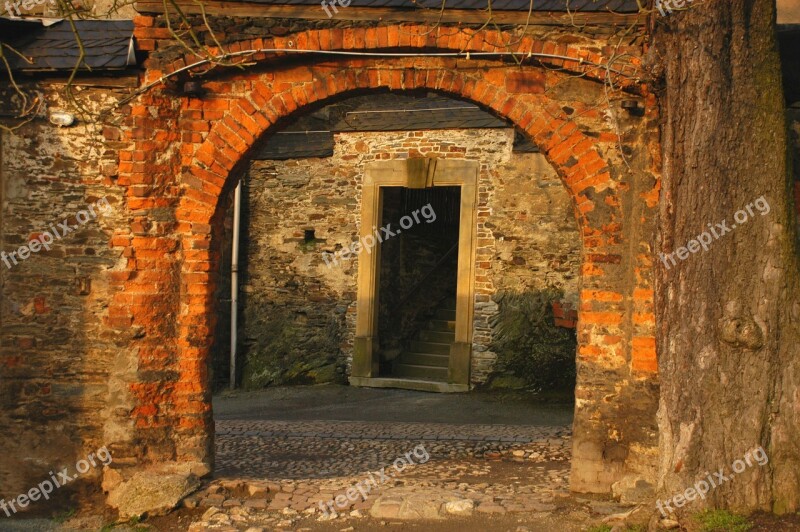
[0,85,131,505]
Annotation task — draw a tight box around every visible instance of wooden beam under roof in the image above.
[134,1,643,25]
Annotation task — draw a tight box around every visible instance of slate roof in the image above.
[237,0,639,11]
[255,95,537,159]
[0,19,136,72]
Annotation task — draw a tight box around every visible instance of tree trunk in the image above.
[651,0,800,515]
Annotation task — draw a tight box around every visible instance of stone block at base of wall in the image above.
[104,462,206,519]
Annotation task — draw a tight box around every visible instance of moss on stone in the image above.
[241,309,344,389]
[489,287,577,393]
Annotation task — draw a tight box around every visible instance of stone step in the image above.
[435,308,457,321]
[418,329,455,343]
[428,319,456,332]
[411,340,451,355]
[400,352,450,367]
[349,376,468,393]
[393,363,448,381]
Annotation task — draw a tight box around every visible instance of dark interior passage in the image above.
[377,186,461,381]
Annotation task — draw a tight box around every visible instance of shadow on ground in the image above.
[212,384,574,425]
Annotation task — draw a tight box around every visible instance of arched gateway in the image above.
[106,20,659,505]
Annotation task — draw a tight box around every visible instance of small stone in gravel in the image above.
[244,499,268,509]
[443,499,474,516]
[476,504,505,514]
[201,507,221,520]
[183,496,199,509]
[248,484,268,497]
[220,480,243,490]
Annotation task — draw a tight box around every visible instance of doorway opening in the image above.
[377,186,461,382]
[201,92,583,527]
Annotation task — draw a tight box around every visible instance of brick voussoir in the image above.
[215,120,249,154]
[224,114,257,145]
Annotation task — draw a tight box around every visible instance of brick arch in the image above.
[175,61,617,362]
[166,56,621,453]
[115,41,652,498]
[179,60,613,229]
[156,25,641,92]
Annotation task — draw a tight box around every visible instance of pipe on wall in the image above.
[230,179,242,390]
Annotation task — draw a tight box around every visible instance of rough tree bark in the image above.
[650,0,800,516]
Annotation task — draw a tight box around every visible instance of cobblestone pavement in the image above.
[214,419,567,478]
[181,419,640,531]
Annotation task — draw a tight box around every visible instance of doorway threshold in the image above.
[349,376,469,393]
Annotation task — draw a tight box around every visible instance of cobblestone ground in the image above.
[180,419,641,531]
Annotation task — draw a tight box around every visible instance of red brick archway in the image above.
[182,60,613,224]
[114,21,657,498]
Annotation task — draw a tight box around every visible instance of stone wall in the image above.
[0,83,130,505]
[237,125,581,387]
[476,150,582,384]
[239,156,354,388]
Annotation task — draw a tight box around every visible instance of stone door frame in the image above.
[350,158,479,386]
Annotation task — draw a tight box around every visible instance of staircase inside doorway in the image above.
[392,297,456,381]
[349,185,469,393]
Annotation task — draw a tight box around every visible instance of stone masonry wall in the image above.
[0,84,131,506]
[243,129,580,384]
[475,150,582,383]
[240,156,354,387]
[239,126,582,387]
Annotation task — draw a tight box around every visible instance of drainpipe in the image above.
[230,180,242,390]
